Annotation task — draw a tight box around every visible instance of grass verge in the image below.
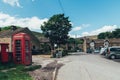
[0,63,41,80]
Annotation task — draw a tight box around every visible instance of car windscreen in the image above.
[110,48,120,52]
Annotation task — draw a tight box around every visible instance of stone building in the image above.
[0,26,40,52]
[81,36,120,52]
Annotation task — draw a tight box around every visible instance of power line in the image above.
[58,0,65,14]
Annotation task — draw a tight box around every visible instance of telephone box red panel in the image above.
[13,33,32,65]
[0,43,9,63]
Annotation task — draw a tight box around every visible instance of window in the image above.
[15,40,22,62]
[110,48,120,52]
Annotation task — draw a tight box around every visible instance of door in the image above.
[25,40,31,62]
[116,48,120,58]
[15,40,22,63]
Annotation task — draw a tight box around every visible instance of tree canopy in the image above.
[67,38,83,44]
[98,28,120,39]
[0,26,20,31]
[41,14,72,47]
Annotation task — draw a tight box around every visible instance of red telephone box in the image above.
[0,43,9,63]
[13,33,32,65]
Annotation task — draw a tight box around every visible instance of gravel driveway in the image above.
[29,55,63,80]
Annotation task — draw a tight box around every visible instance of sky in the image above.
[0,0,120,38]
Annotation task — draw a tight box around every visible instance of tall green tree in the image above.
[1,26,20,31]
[98,32,106,39]
[112,28,120,38]
[41,14,72,49]
[98,28,120,39]
[105,32,113,38]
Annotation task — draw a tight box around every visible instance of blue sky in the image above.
[0,0,120,37]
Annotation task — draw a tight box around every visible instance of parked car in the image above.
[100,48,107,55]
[94,49,100,53]
[87,48,92,53]
[105,46,120,59]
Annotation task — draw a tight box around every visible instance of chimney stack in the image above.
[0,27,1,31]
[11,25,17,31]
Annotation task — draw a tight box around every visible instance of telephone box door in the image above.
[13,33,32,65]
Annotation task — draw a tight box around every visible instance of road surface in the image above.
[57,52,120,80]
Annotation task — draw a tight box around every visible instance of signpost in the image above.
[104,40,109,48]
[90,40,95,53]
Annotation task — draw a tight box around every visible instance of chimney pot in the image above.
[11,25,17,31]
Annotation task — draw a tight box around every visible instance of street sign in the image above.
[104,40,109,48]
[90,42,95,47]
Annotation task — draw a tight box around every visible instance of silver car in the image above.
[105,46,120,59]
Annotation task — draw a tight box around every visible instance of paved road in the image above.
[57,52,120,80]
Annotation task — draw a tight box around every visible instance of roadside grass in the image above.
[24,65,41,71]
[0,63,41,80]
[0,63,16,70]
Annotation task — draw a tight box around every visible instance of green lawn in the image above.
[0,63,41,80]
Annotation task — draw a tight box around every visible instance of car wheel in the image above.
[110,55,116,59]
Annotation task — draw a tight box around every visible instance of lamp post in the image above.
[47,30,53,57]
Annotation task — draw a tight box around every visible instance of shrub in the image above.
[62,50,68,56]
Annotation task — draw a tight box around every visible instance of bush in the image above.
[40,44,51,54]
[62,50,68,56]
[67,50,76,53]
[32,49,41,55]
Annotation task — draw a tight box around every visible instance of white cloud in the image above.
[68,34,81,38]
[72,26,82,31]
[81,24,91,28]
[71,24,90,32]
[68,34,75,38]
[2,0,22,8]
[81,32,89,36]
[0,12,48,31]
[70,22,73,26]
[81,25,118,36]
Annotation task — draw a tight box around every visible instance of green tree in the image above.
[41,14,72,49]
[67,38,75,50]
[98,28,120,39]
[105,32,113,38]
[2,26,11,30]
[112,28,120,38]
[67,38,75,44]
[67,38,83,51]
[1,26,20,31]
[98,32,106,39]
[98,32,113,39]
[75,39,84,44]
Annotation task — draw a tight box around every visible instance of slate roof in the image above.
[0,27,40,43]
[0,28,25,38]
